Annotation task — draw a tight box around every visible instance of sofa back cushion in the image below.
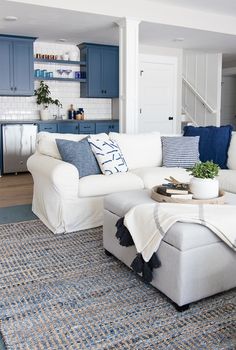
[109,132,162,169]
[227,132,236,170]
[183,125,233,169]
[36,132,109,159]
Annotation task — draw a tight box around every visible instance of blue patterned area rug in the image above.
[0,221,235,349]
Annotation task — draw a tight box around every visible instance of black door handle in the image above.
[168,117,174,120]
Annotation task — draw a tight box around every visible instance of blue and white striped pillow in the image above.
[88,138,128,175]
[161,136,200,168]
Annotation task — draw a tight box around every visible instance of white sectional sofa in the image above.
[27,131,236,234]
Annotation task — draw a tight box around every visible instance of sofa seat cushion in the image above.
[219,170,236,194]
[78,172,144,197]
[109,132,162,169]
[104,190,221,251]
[130,166,191,189]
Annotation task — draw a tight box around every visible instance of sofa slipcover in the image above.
[28,130,236,233]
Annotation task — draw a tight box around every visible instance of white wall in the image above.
[0,41,112,121]
[221,76,236,129]
[182,50,222,126]
[140,45,183,132]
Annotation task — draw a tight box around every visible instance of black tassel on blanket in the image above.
[115,217,161,283]
[115,217,134,246]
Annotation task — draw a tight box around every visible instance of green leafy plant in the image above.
[34,81,62,109]
[187,161,219,179]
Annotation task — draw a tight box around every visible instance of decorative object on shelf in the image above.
[64,69,72,77]
[187,161,220,199]
[68,104,76,119]
[74,71,81,79]
[34,81,62,120]
[62,52,69,60]
[69,51,78,61]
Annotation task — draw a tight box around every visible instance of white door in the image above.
[139,56,177,134]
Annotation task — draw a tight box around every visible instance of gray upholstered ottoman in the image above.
[103,190,236,309]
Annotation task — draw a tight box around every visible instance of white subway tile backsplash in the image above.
[0,41,112,121]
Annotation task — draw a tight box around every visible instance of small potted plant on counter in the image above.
[34,80,62,120]
[188,161,220,199]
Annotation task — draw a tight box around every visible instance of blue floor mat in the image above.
[0,204,37,349]
[0,204,37,225]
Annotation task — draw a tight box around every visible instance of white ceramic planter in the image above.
[40,109,50,120]
[190,177,219,199]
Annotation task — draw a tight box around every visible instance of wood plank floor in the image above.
[0,173,33,208]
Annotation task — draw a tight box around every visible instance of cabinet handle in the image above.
[44,127,52,130]
[14,87,17,91]
[10,87,14,91]
[104,90,107,94]
[101,90,104,93]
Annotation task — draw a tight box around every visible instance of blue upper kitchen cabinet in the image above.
[0,35,36,96]
[78,43,119,98]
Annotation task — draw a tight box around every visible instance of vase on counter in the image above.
[40,108,50,120]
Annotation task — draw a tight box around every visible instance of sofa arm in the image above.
[27,154,79,199]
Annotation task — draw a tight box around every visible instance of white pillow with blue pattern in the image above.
[88,137,128,175]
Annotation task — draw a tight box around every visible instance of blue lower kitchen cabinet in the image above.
[95,121,119,134]
[38,123,58,133]
[57,122,79,134]
[79,122,96,134]
[0,35,36,96]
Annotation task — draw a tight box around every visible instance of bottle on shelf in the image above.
[68,104,76,119]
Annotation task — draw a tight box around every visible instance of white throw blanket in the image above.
[124,203,236,262]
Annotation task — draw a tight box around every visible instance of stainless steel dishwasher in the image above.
[2,124,38,174]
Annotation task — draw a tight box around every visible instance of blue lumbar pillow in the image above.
[56,138,101,178]
[183,125,233,169]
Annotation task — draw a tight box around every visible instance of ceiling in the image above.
[148,0,236,16]
[1,0,236,65]
[0,1,119,44]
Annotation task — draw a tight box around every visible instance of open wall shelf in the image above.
[34,58,86,65]
[34,77,86,82]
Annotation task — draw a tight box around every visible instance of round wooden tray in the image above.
[151,186,225,204]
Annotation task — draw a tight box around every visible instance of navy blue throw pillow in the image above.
[183,125,233,169]
[56,138,101,178]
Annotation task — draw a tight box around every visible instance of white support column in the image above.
[117,18,140,133]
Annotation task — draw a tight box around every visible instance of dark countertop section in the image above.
[0,119,119,124]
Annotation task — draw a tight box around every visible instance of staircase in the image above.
[182,51,222,128]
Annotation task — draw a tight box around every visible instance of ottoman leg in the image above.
[104,249,113,257]
[174,303,190,312]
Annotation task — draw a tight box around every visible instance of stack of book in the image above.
[157,183,193,200]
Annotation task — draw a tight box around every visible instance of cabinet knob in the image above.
[104,90,107,94]
[14,87,17,91]
[10,87,14,91]
[101,90,104,93]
